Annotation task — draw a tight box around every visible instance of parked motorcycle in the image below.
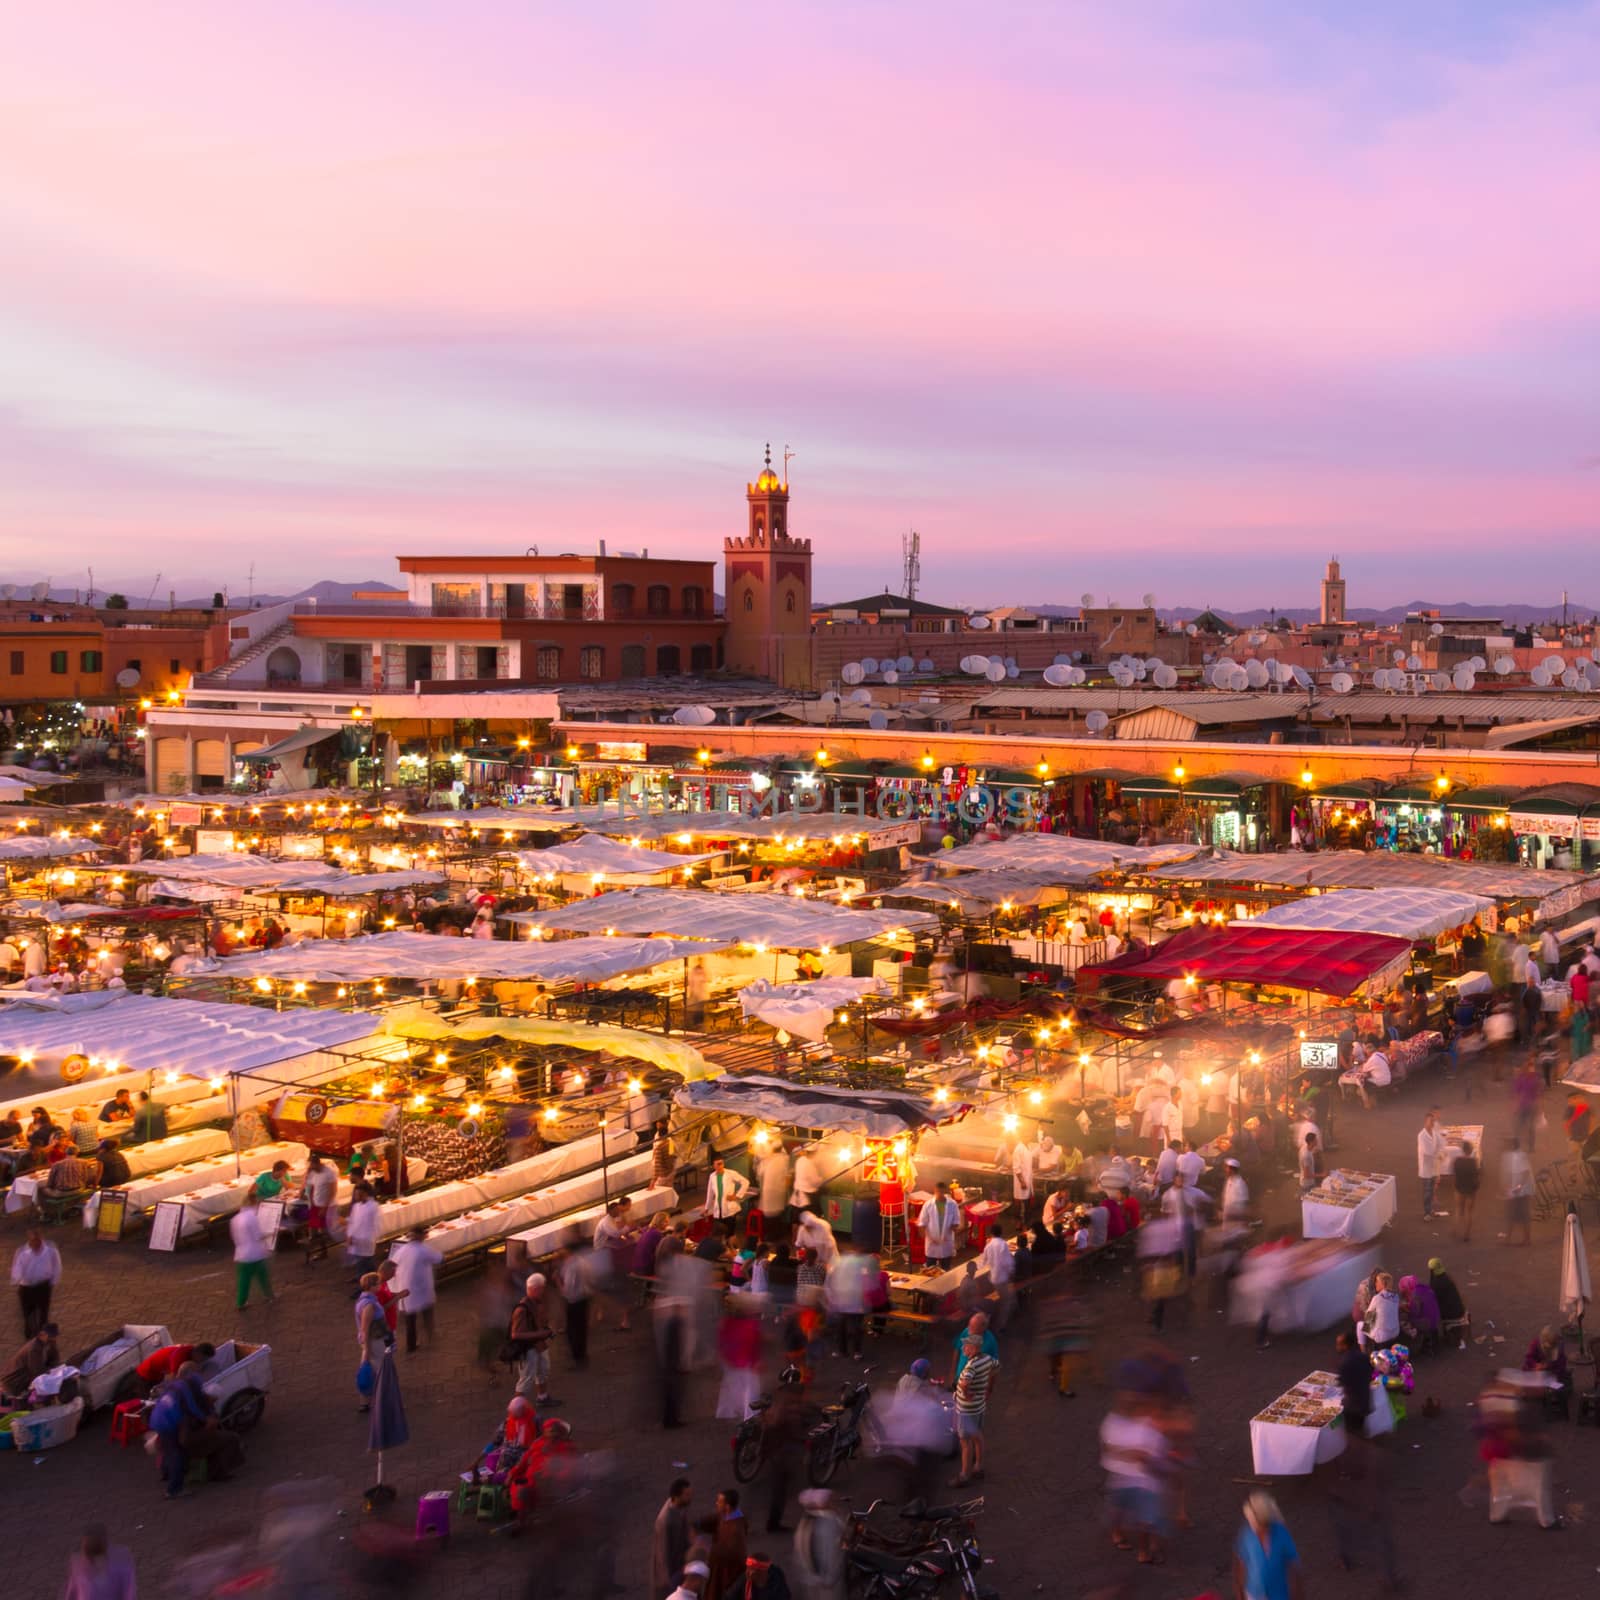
[844,1499,992,1600]
[807,1371,878,1485]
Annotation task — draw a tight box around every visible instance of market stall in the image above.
[1240,888,1492,941]
[1250,1369,1394,1475]
[1300,1169,1398,1242]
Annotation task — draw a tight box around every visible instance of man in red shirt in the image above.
[135,1341,214,1387]
[374,1259,405,1334]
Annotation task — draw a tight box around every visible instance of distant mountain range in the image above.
[1034,601,1596,628]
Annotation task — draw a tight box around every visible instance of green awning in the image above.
[972,767,1047,788]
[1382,780,1452,804]
[1444,785,1522,815]
[1504,784,1600,818]
[237,726,339,763]
[1311,779,1388,801]
[1121,775,1178,797]
[874,762,934,779]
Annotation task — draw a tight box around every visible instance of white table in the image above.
[1249,1370,1396,1475]
[4,1173,46,1214]
[120,1129,231,1178]
[507,1183,676,1261]
[1301,1171,1397,1242]
[123,1141,308,1211]
[1449,970,1494,999]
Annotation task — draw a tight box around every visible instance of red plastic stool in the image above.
[415,1489,451,1544]
[110,1400,147,1449]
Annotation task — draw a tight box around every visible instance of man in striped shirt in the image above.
[952,1333,999,1486]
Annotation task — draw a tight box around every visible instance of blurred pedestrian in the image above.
[792,1490,848,1600]
[389,1224,441,1353]
[229,1191,273,1309]
[10,1226,60,1336]
[1234,1492,1304,1600]
[60,1524,136,1600]
[555,1246,591,1368]
[1502,1139,1533,1246]
[652,1476,694,1600]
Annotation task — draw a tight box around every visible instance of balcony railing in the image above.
[289,600,714,623]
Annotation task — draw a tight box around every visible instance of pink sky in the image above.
[1,1,1597,607]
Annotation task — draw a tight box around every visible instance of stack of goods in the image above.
[1388,1031,1443,1083]
[1251,1371,1344,1431]
[402,1117,507,1181]
[1304,1169,1386,1207]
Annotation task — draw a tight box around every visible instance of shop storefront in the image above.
[1438,786,1521,863]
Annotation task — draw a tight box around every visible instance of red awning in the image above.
[1074,925,1413,999]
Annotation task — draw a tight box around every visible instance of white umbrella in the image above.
[1560,1204,1592,1351]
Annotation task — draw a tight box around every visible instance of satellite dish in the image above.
[867,710,888,730]
[1071,667,1087,685]
[1244,660,1268,688]
[968,615,991,630]
[1132,662,1148,681]
[1451,664,1474,690]
[29,581,49,601]
[1154,664,1177,688]
[1229,666,1251,691]
[1005,664,1019,679]
[820,690,840,705]
[1430,622,1444,635]
[985,662,1007,683]
[965,658,988,676]
[1053,653,1072,666]
[1430,672,1450,691]
[1562,669,1581,690]
[1086,710,1109,733]
[896,654,914,672]
[1406,654,1422,671]
[917,659,934,673]
[849,688,872,705]
[1546,655,1566,675]
[1330,672,1354,694]
[114,667,141,689]
[881,668,899,684]
[841,662,864,685]
[1531,663,1552,686]
[1186,623,1198,636]
[1291,666,1312,689]
[1393,650,1407,665]
[860,657,879,674]
[1470,655,1487,671]
[1080,592,1095,608]
[1494,656,1514,676]
[1043,665,1069,686]
[1142,592,1156,608]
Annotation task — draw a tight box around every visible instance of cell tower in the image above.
[901,528,921,604]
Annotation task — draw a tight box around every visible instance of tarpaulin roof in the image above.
[738,976,888,1042]
[0,990,378,1085]
[1242,888,1492,941]
[211,930,730,983]
[570,809,915,848]
[504,886,936,947]
[121,856,445,895]
[236,725,340,763]
[500,835,719,879]
[403,808,575,833]
[935,834,1202,879]
[674,1073,958,1137]
[1075,924,1415,997]
[1139,848,1595,907]
[0,766,74,787]
[110,790,345,810]
[382,1006,714,1080]
[882,868,1071,915]
[0,836,106,862]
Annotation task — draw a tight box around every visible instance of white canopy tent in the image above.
[934,835,1202,879]
[0,836,107,862]
[0,766,74,788]
[505,886,936,947]
[210,930,733,983]
[109,790,345,811]
[575,809,921,849]
[738,976,888,1041]
[883,867,1072,915]
[121,856,445,895]
[1241,888,1493,941]
[0,989,379,1110]
[404,808,575,833]
[500,835,720,882]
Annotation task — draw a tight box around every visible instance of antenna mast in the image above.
[901,528,921,604]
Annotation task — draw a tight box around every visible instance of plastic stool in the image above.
[454,1477,478,1515]
[475,1482,509,1521]
[109,1401,147,1449]
[415,1490,451,1543]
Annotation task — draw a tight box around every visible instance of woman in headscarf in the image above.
[1522,1326,1569,1389]
[1398,1274,1441,1349]
[503,1395,538,1450]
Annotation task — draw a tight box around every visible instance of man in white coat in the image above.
[1417,1107,1447,1222]
[790,1145,823,1214]
[704,1158,751,1227]
[756,1143,792,1229]
[917,1181,963,1266]
[389,1223,443,1352]
[1011,1137,1035,1221]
